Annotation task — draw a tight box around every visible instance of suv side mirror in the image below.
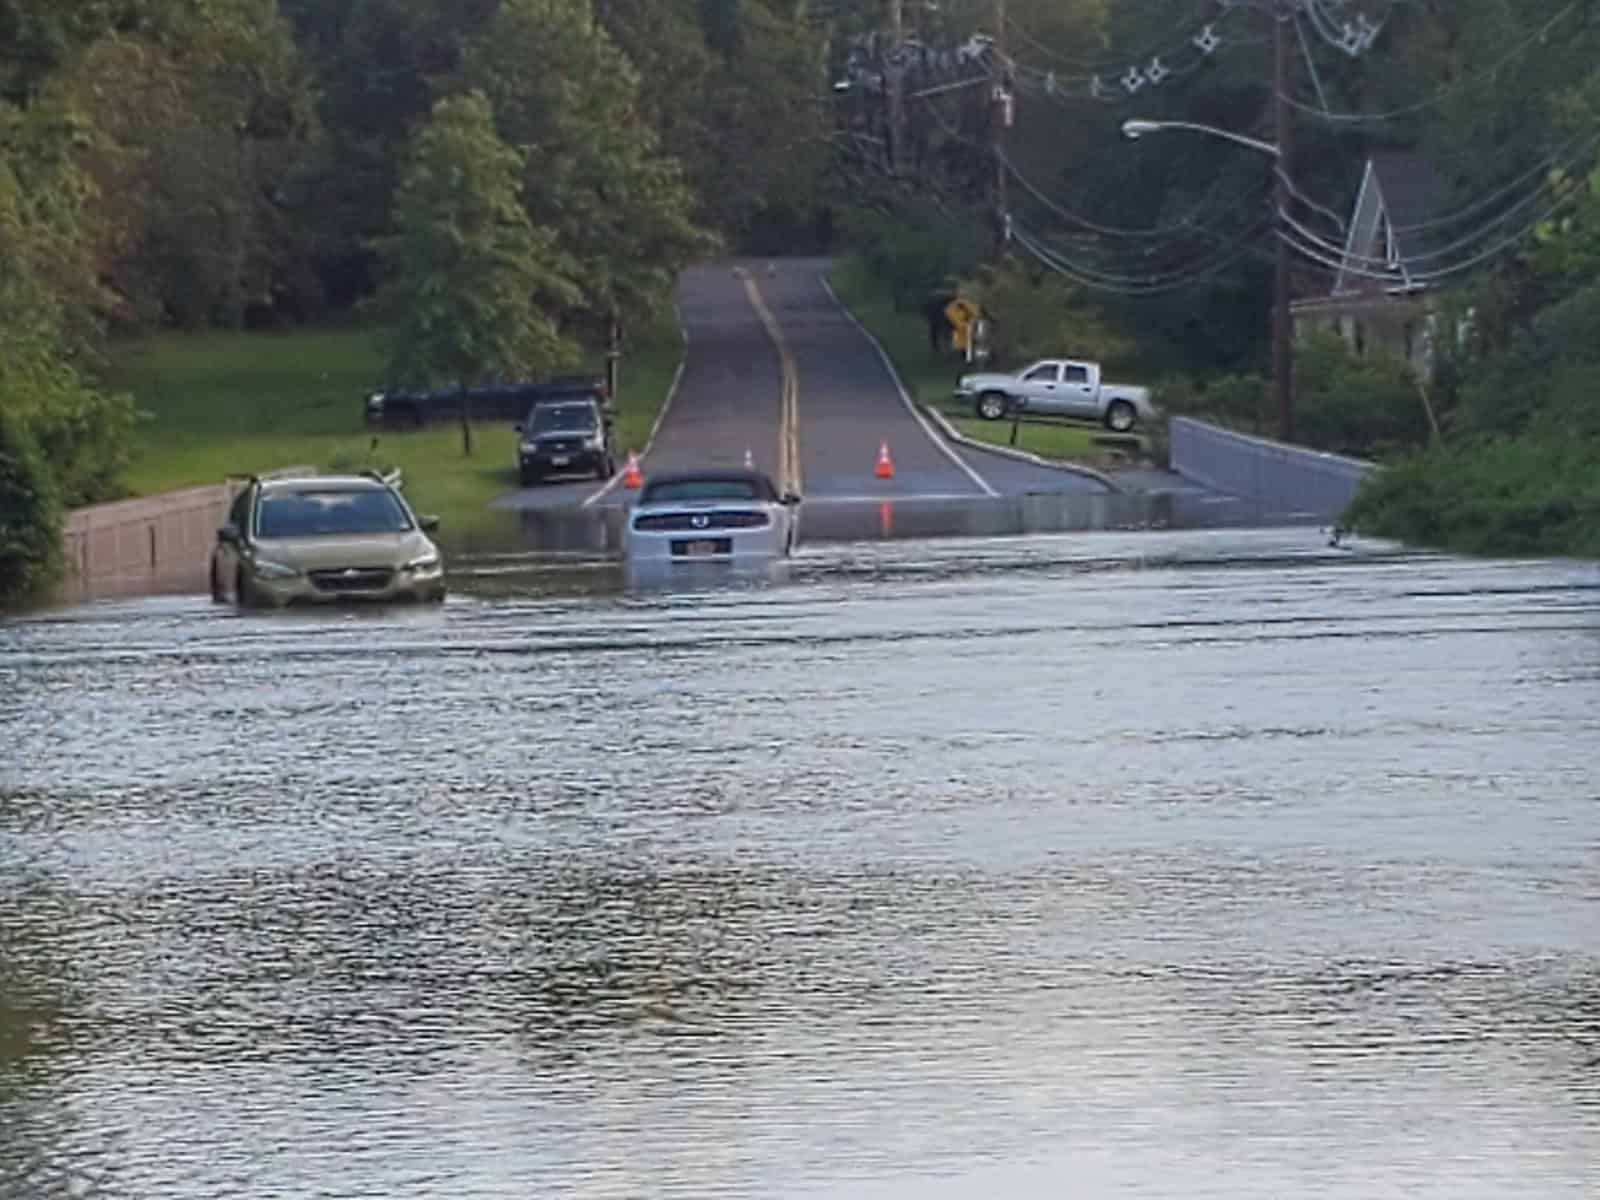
[418,514,441,533]
[217,522,240,545]
[512,422,523,434]
[781,492,802,506]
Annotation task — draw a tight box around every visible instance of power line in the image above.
[1274,131,1600,268]
[1389,130,1600,234]
[1282,3,1582,124]
[1275,185,1586,284]
[1004,2,1222,72]
[1012,218,1273,295]
[997,145,1265,242]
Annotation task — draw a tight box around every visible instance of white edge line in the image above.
[583,303,690,508]
[919,403,1121,493]
[815,274,999,498]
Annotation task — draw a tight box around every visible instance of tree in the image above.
[43,2,321,329]
[457,0,713,339]
[0,403,63,607]
[371,90,579,455]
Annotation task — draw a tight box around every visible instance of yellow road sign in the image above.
[944,298,981,351]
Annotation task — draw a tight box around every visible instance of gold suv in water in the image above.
[210,472,446,607]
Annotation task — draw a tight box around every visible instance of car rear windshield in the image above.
[641,478,768,503]
[527,403,597,433]
[256,488,412,538]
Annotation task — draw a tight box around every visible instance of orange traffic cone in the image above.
[623,452,643,489]
[874,441,895,480]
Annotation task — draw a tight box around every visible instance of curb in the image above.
[919,403,1123,494]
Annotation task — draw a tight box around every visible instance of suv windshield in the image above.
[642,478,768,503]
[256,488,412,538]
[527,403,597,434]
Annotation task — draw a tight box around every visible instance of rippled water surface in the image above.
[3,528,1599,1198]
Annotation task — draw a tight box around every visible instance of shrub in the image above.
[1151,372,1266,432]
[0,405,64,606]
[963,256,1131,369]
[1292,330,1429,458]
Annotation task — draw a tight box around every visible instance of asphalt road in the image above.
[497,258,1111,514]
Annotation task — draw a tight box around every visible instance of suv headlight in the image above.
[404,551,442,575]
[252,556,300,580]
[583,434,604,450]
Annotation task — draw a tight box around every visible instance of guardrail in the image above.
[57,485,236,603]
[55,466,316,604]
[1168,417,1373,522]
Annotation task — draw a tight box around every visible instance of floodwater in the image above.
[3,528,1598,1198]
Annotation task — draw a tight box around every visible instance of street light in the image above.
[1119,109,1296,443]
[1119,119,1280,160]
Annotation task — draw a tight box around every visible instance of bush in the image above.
[1292,330,1429,458]
[842,199,989,312]
[1346,429,1600,557]
[1450,281,1600,438]
[963,256,1131,369]
[1153,372,1266,431]
[0,405,64,606]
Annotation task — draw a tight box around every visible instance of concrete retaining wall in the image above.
[1168,417,1373,522]
[57,485,236,603]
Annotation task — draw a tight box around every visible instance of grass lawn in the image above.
[106,317,683,541]
[825,258,1147,467]
[944,414,1106,459]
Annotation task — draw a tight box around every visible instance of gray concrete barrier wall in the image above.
[57,485,235,603]
[1168,417,1373,522]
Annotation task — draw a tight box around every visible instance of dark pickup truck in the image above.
[364,375,607,429]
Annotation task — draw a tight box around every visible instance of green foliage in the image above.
[371,89,580,409]
[1346,430,1600,559]
[844,198,989,312]
[1292,331,1430,458]
[0,403,63,606]
[1447,283,1600,438]
[456,0,714,332]
[964,255,1133,369]
[44,5,321,329]
[1152,372,1267,432]
[0,320,140,507]
[1346,328,1600,557]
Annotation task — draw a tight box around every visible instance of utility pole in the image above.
[991,0,1009,252]
[1272,0,1295,442]
[887,1,906,176]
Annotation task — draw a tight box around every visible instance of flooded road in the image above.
[3,528,1599,1198]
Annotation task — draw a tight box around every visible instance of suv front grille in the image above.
[633,510,770,532]
[309,567,394,593]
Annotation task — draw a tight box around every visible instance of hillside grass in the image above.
[106,317,683,538]
[825,258,1140,465]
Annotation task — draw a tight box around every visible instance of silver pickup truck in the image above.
[955,358,1155,431]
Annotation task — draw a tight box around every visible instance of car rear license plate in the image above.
[672,538,732,557]
[550,455,569,466]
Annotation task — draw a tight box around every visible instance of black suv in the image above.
[364,375,607,429]
[516,395,615,485]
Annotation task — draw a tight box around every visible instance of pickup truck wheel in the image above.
[976,391,1008,421]
[1105,399,1137,432]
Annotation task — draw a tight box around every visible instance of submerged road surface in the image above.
[4,528,1599,1198]
[500,259,1113,516]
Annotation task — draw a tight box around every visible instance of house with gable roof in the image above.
[1291,152,1447,379]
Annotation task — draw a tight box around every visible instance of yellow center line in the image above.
[742,276,802,497]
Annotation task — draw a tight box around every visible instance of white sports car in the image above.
[625,469,800,563]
